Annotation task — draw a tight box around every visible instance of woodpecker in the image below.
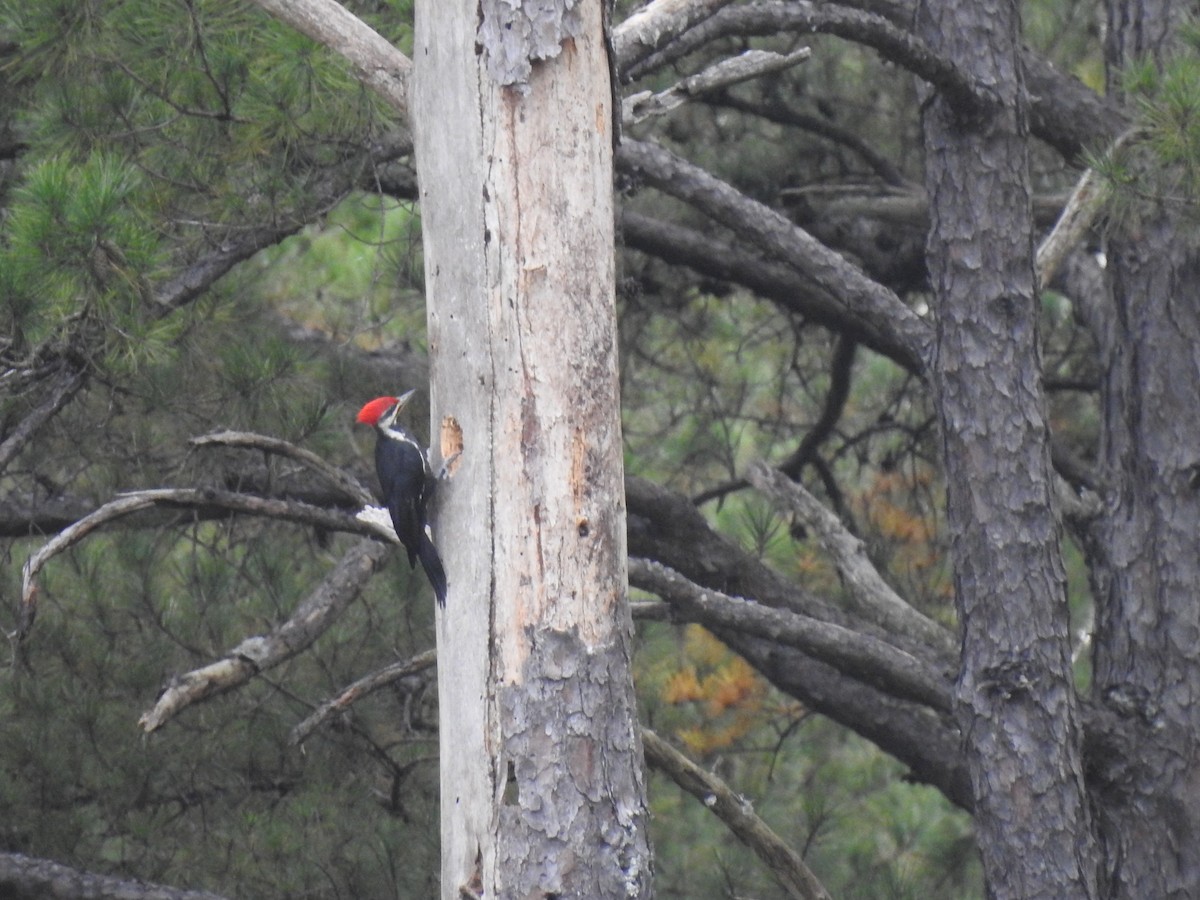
[356,391,447,606]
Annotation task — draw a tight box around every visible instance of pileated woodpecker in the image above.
[356,391,447,606]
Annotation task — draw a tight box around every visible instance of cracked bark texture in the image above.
[412,0,652,896]
[1086,1,1200,895]
[917,0,1100,895]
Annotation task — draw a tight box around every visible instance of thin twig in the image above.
[291,648,437,745]
[191,429,375,506]
[18,488,393,640]
[642,727,832,900]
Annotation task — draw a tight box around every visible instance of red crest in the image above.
[355,396,398,426]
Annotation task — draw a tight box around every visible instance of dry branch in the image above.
[246,0,412,116]
[629,558,952,712]
[623,47,810,124]
[191,429,376,507]
[613,0,739,72]
[0,851,230,900]
[291,647,437,745]
[154,132,412,315]
[139,539,390,732]
[17,488,393,640]
[744,460,955,657]
[0,365,85,476]
[642,727,832,900]
[1036,130,1139,288]
[623,0,984,114]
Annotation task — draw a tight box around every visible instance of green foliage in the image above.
[1091,39,1200,216]
[0,3,434,893]
[2,523,440,897]
[1,151,163,361]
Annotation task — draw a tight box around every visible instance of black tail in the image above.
[416,534,448,607]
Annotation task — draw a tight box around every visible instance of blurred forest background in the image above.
[0,0,1152,896]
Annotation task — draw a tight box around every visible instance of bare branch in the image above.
[0,365,85,476]
[622,0,1125,161]
[139,539,390,732]
[154,132,412,315]
[1037,130,1140,288]
[0,851,229,900]
[617,139,934,371]
[18,488,392,640]
[620,210,923,371]
[641,727,833,900]
[623,47,811,124]
[191,430,376,507]
[613,0,739,73]
[623,1,985,114]
[291,648,437,745]
[629,558,952,712]
[246,0,411,117]
[744,461,955,657]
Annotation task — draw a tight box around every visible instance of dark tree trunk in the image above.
[917,0,1100,895]
[1087,2,1200,895]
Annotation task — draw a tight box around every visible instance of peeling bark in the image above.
[413,0,652,895]
[478,0,585,90]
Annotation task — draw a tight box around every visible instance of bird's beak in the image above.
[381,389,417,429]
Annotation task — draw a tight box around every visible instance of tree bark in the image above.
[411,1,653,897]
[917,0,1100,895]
[1088,2,1200,895]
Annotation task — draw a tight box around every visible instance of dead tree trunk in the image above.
[411,1,653,897]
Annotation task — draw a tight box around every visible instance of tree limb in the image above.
[617,139,934,372]
[18,488,394,640]
[626,476,970,806]
[629,558,952,712]
[613,0,740,73]
[154,132,412,315]
[620,210,922,372]
[736,635,972,808]
[623,0,985,115]
[291,647,437,745]
[1036,130,1140,288]
[245,0,412,117]
[190,430,376,507]
[622,0,1126,160]
[0,851,229,900]
[623,47,811,124]
[0,364,86,476]
[641,727,833,900]
[744,460,955,657]
[139,538,390,732]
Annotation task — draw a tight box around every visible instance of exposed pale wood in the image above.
[413,1,651,895]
